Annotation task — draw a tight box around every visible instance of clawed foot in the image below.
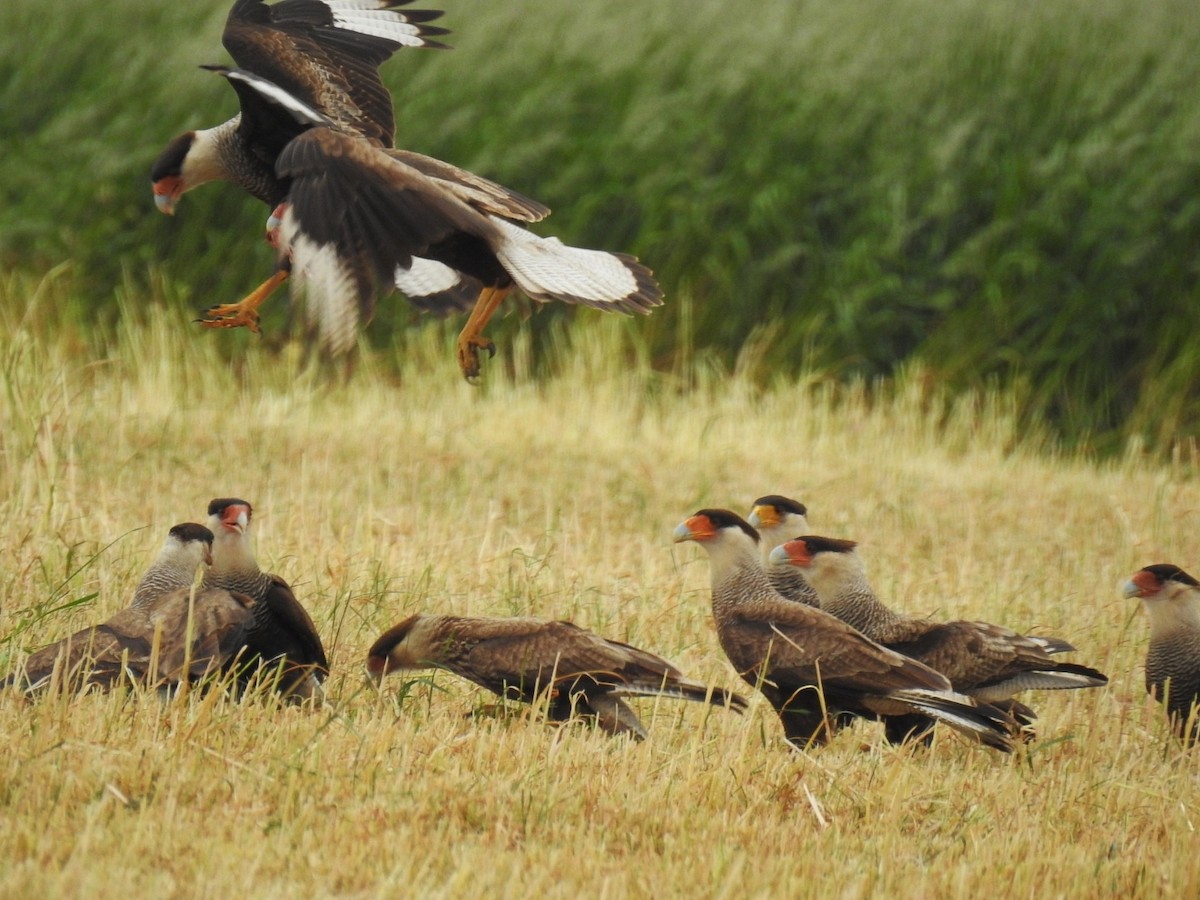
[456,334,496,382]
[196,301,262,335]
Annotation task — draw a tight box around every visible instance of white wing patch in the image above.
[328,1,437,47]
[218,68,331,126]
[282,208,360,356]
[394,257,463,295]
[489,216,650,310]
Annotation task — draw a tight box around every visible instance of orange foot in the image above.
[197,300,262,334]
[196,269,290,336]
[456,334,496,381]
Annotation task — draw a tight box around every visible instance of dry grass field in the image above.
[2,279,1199,897]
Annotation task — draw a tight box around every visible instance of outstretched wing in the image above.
[222,0,449,147]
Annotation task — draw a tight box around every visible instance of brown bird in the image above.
[1124,564,1200,745]
[201,64,662,379]
[150,1,483,328]
[5,524,255,694]
[673,510,1014,752]
[746,495,819,606]
[202,498,328,700]
[366,614,748,739]
[770,535,1107,740]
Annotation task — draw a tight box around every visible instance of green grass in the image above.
[2,274,1200,896]
[3,0,1200,446]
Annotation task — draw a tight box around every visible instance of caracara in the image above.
[152,1,663,379]
[672,510,1013,752]
[149,1,483,324]
[769,535,1107,741]
[4,524,255,695]
[366,614,747,739]
[203,498,328,700]
[1124,564,1200,745]
[746,495,819,607]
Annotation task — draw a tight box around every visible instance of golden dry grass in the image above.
[2,278,1199,897]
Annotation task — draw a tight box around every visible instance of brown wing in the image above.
[222,0,449,147]
[246,575,329,675]
[11,589,255,692]
[279,127,504,350]
[385,149,550,222]
[143,588,257,680]
[721,604,952,696]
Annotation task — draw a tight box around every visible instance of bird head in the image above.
[747,495,809,531]
[769,536,862,592]
[365,615,424,683]
[672,509,760,546]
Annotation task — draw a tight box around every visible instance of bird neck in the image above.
[131,558,199,608]
[1144,592,1200,642]
[707,539,777,616]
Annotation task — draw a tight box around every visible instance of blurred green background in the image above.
[2,0,1199,451]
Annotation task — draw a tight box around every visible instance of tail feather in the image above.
[892,689,1014,752]
[490,217,663,313]
[971,664,1109,702]
[614,679,749,713]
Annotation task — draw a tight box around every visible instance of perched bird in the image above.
[150,0,483,329]
[1124,564,1200,745]
[673,510,1014,752]
[203,498,328,700]
[770,535,1107,740]
[747,495,819,606]
[5,524,255,694]
[366,614,748,739]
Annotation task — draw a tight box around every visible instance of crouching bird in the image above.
[203,498,329,701]
[4,524,255,695]
[1124,564,1200,745]
[366,614,748,739]
[770,535,1108,742]
[673,510,1014,752]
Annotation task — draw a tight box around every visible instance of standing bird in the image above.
[203,498,328,700]
[770,536,1107,740]
[672,510,1013,752]
[1124,564,1200,745]
[5,524,255,694]
[150,0,485,330]
[747,495,819,606]
[366,614,748,740]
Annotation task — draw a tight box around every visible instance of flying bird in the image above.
[203,498,329,701]
[1124,564,1200,745]
[5,524,254,694]
[150,0,484,328]
[770,535,1108,741]
[151,1,662,379]
[366,614,748,739]
[673,510,1014,752]
[747,495,820,606]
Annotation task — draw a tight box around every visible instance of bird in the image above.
[149,0,487,330]
[366,614,748,739]
[769,535,1108,741]
[672,510,1014,752]
[746,495,819,606]
[1124,564,1200,745]
[201,64,663,380]
[202,498,329,701]
[5,524,255,695]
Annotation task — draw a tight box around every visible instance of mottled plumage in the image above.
[673,510,1013,752]
[367,614,747,739]
[150,1,477,318]
[771,535,1107,740]
[747,495,819,606]
[203,498,328,700]
[5,524,254,694]
[1125,564,1200,745]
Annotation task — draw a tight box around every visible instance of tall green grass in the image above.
[3,0,1199,448]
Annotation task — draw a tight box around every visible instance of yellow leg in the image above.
[198,269,290,334]
[456,285,510,381]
